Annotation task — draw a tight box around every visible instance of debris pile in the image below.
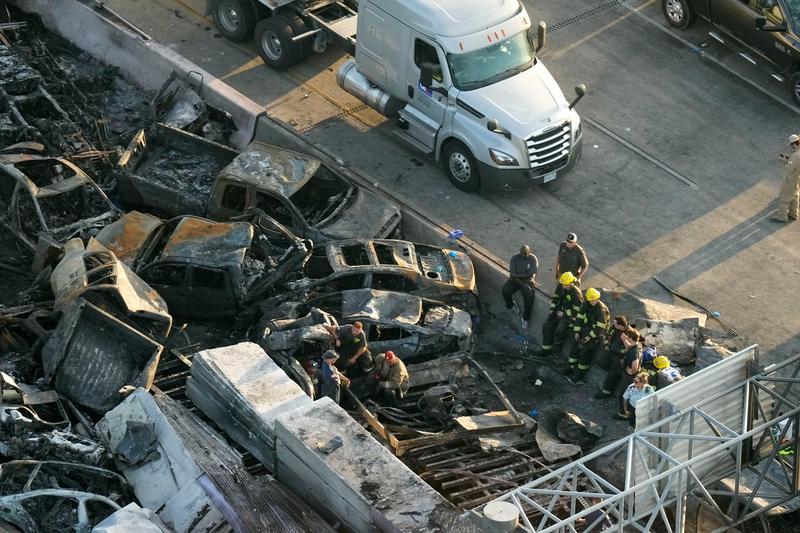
[0,13,491,532]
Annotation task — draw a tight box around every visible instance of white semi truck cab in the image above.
[209,0,585,191]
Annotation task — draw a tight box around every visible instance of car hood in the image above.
[443,248,477,292]
[319,188,400,241]
[458,63,571,135]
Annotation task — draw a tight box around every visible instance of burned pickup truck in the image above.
[97,212,311,319]
[115,124,401,243]
[0,153,119,270]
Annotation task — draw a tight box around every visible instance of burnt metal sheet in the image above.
[50,238,171,329]
[320,185,400,239]
[326,239,419,272]
[340,288,421,324]
[0,154,92,198]
[158,216,253,267]
[218,141,320,199]
[40,299,162,413]
[95,211,164,265]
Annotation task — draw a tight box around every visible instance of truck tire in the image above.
[254,14,310,70]
[662,0,694,29]
[443,141,481,192]
[211,0,257,42]
[790,71,800,106]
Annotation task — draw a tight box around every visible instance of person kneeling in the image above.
[370,351,410,407]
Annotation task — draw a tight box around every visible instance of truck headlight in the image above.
[489,148,518,166]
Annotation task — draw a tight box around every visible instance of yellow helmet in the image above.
[559,271,576,285]
[653,356,670,370]
[586,287,601,302]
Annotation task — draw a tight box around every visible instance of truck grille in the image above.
[526,121,571,176]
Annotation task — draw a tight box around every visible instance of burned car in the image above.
[50,238,172,342]
[280,239,477,308]
[265,289,473,363]
[115,125,401,243]
[112,214,310,319]
[212,141,401,243]
[0,153,119,269]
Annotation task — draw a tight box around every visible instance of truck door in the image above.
[711,0,764,50]
[403,37,451,151]
[187,266,236,319]
[749,0,794,69]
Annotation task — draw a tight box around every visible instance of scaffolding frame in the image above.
[478,352,800,532]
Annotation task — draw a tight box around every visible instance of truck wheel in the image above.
[254,14,309,70]
[662,0,693,29]
[790,71,800,106]
[211,0,256,42]
[443,141,480,192]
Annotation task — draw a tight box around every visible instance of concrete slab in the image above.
[275,397,460,532]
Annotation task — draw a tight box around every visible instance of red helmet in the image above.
[385,351,395,361]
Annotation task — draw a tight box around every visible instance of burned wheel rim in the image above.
[216,1,242,34]
[448,151,472,183]
[261,30,284,62]
[664,0,685,25]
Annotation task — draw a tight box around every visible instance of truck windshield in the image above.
[447,30,535,91]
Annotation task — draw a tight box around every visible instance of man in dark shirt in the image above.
[324,321,372,375]
[555,233,589,285]
[501,245,538,330]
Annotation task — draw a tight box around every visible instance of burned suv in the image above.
[97,213,310,319]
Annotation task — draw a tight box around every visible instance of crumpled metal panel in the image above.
[41,299,162,413]
[218,141,320,199]
[95,211,164,265]
[158,217,253,268]
[340,288,422,324]
[50,238,170,321]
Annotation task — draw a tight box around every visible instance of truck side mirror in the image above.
[569,84,587,110]
[420,63,434,88]
[755,15,787,32]
[536,21,547,52]
[487,119,512,140]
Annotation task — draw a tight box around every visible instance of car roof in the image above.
[156,217,254,268]
[325,239,420,273]
[0,154,92,198]
[217,141,321,198]
[341,289,422,325]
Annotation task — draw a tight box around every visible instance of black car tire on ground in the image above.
[443,141,481,192]
[254,14,310,70]
[211,0,257,42]
[662,0,694,29]
[790,71,800,105]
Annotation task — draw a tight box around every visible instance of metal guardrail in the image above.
[475,349,800,532]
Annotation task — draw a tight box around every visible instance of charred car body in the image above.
[103,214,311,319]
[263,288,473,364]
[0,153,119,270]
[114,124,401,242]
[280,239,477,310]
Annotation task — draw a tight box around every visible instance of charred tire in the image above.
[443,141,480,192]
[662,0,694,29]
[254,14,310,70]
[790,71,800,106]
[211,0,256,42]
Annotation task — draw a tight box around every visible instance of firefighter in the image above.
[594,316,641,399]
[540,271,583,357]
[370,351,410,407]
[563,287,609,384]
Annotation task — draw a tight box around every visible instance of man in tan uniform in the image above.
[772,134,800,223]
[370,351,410,407]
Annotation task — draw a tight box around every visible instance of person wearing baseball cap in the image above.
[555,233,589,285]
[318,350,349,404]
[370,351,410,407]
[771,133,800,223]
